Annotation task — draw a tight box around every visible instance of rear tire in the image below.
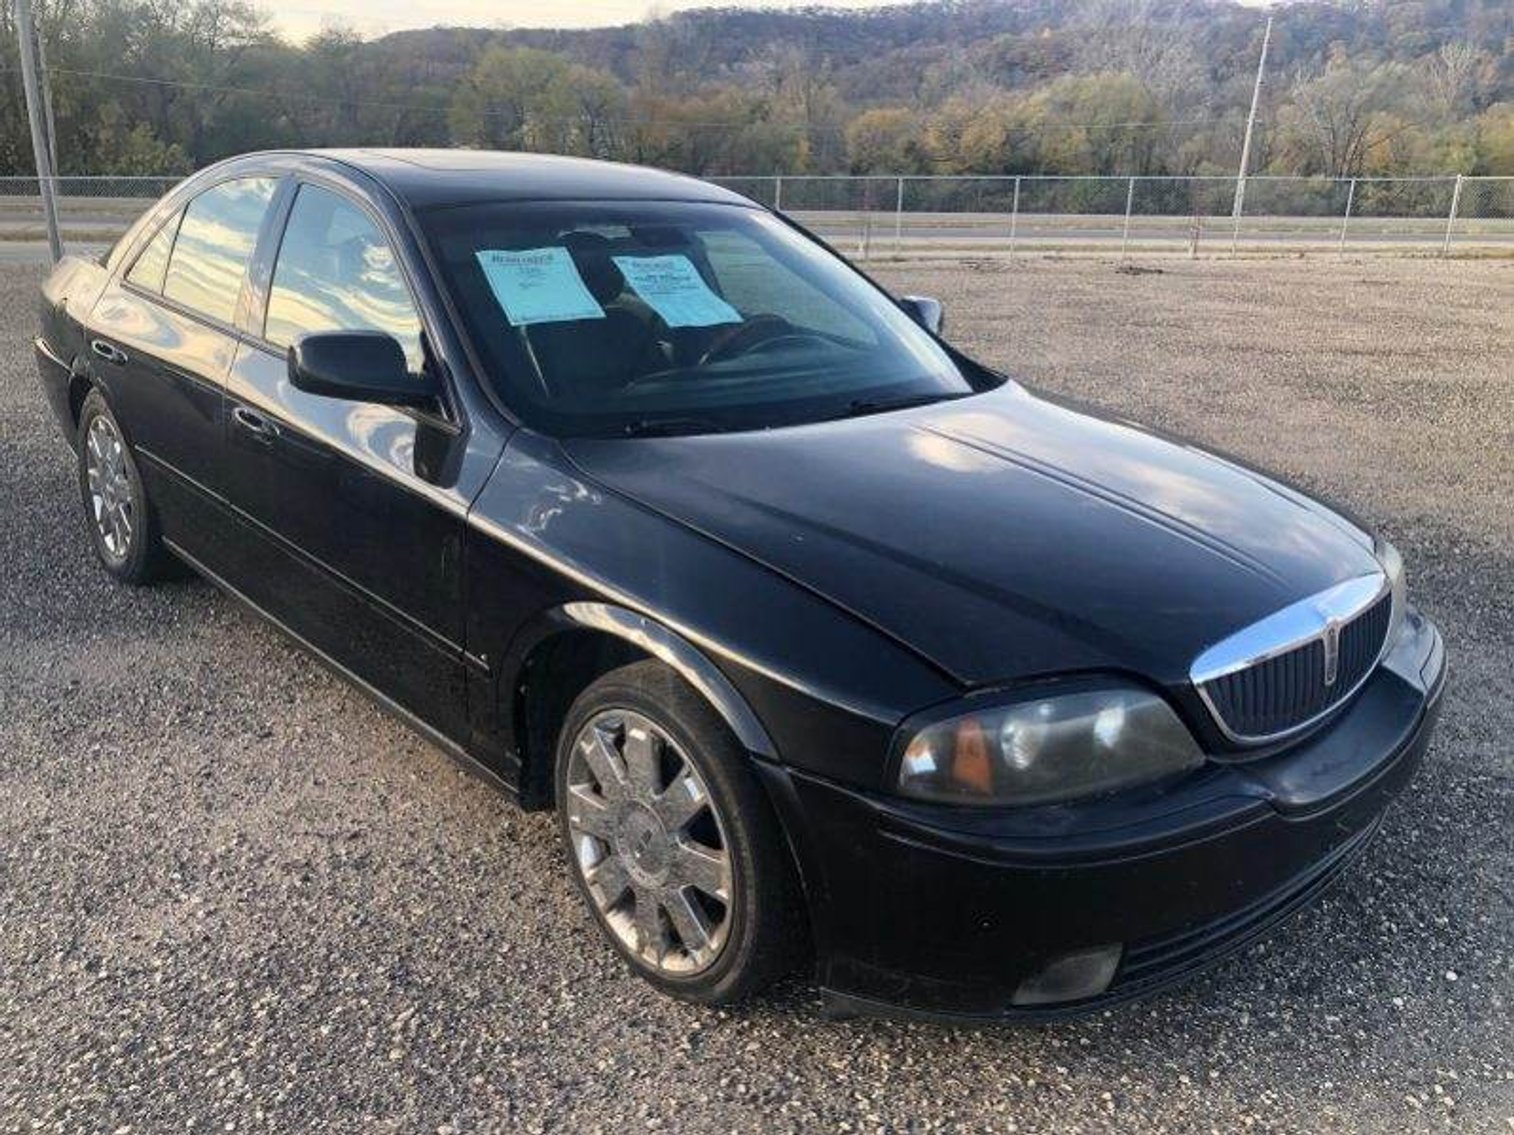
[76,389,173,585]
[554,659,807,1004]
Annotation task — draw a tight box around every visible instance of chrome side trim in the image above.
[1191,571,1391,745]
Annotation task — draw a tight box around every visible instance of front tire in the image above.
[554,660,806,1004]
[76,389,172,585]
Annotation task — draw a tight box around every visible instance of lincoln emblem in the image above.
[1322,618,1343,687]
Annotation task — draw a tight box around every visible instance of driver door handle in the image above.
[231,404,278,442]
[90,339,128,366]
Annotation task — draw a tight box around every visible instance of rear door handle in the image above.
[231,404,278,442]
[90,339,128,366]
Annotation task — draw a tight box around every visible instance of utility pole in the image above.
[14,0,63,263]
[34,20,59,176]
[1232,13,1273,221]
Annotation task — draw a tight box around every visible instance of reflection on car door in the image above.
[218,180,477,743]
[87,177,278,569]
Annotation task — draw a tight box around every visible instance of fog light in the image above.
[1012,943,1123,1007]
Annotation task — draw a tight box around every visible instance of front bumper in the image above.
[762,608,1446,1022]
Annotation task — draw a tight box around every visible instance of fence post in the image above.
[1121,176,1136,259]
[773,175,783,212]
[858,184,872,261]
[1339,177,1356,256]
[1442,174,1464,256]
[894,176,905,258]
[1008,176,1021,258]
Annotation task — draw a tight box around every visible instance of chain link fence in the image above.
[0,175,181,246]
[712,174,1514,259]
[0,173,1510,259]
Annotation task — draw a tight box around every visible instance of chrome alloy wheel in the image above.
[85,414,133,562]
[564,709,734,975]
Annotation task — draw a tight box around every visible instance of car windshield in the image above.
[418,199,974,436]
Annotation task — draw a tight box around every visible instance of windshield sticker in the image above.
[475,247,605,326]
[611,254,742,328]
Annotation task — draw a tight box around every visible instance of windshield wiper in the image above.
[840,391,969,419]
[622,416,728,438]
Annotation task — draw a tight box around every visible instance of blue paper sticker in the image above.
[612,254,742,328]
[475,247,605,326]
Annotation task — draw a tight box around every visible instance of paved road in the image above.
[798,212,1514,253]
[1,257,1510,1133]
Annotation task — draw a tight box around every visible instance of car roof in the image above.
[283,148,754,211]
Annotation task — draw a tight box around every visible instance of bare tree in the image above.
[1419,43,1491,119]
[1278,55,1409,177]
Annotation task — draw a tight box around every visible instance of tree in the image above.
[845,107,926,173]
[83,104,192,175]
[448,47,629,157]
[561,65,630,159]
[1018,72,1167,175]
[1475,102,1514,173]
[448,46,573,150]
[1273,54,1413,177]
[1418,42,1495,118]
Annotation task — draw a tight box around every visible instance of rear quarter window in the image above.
[125,210,183,294]
[162,177,277,325]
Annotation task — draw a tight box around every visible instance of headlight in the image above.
[895,686,1203,806]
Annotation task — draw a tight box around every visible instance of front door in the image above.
[218,180,482,743]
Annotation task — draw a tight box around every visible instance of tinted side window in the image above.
[163,177,277,325]
[264,184,423,371]
[125,209,182,293]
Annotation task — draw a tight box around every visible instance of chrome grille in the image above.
[1191,574,1394,744]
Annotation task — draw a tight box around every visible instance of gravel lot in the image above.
[1,254,1510,1134]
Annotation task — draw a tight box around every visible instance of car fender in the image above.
[463,428,960,788]
[498,599,778,761]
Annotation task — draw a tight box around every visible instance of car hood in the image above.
[562,385,1381,687]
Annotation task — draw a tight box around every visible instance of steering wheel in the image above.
[698,314,826,366]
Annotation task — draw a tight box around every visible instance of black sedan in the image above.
[33,150,1446,1021]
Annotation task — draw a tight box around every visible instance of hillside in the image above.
[2,0,1511,177]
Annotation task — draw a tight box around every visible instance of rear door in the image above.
[87,176,279,570]
[218,178,481,742]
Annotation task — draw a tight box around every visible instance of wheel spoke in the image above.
[622,723,660,800]
[579,725,627,800]
[584,854,631,908]
[565,782,616,839]
[670,840,730,902]
[663,888,715,959]
[633,886,666,961]
[653,764,708,833]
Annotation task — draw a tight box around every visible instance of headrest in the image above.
[561,231,624,306]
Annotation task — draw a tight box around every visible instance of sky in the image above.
[270,0,919,42]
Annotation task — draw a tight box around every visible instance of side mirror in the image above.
[898,295,945,336]
[288,331,437,407]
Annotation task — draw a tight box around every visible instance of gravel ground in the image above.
[1,255,1510,1134]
